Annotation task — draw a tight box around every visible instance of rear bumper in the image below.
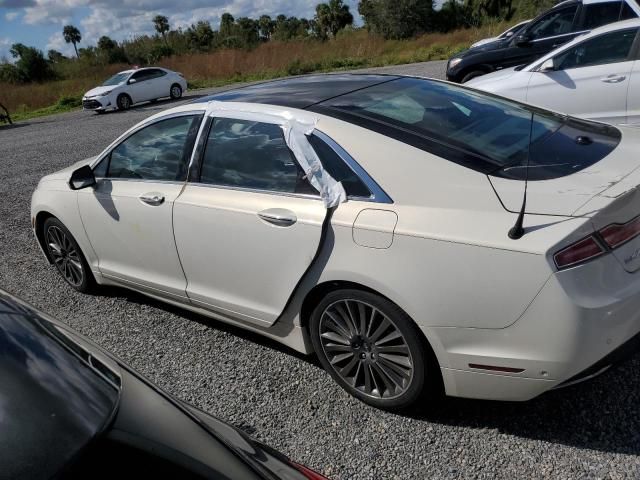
[431,252,640,401]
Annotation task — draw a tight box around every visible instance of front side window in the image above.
[102,115,200,181]
[583,1,623,29]
[199,118,315,194]
[555,28,638,70]
[528,6,578,40]
[131,70,153,82]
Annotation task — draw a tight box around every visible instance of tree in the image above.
[97,36,117,51]
[186,20,215,51]
[47,49,66,63]
[359,0,435,39]
[63,25,81,58]
[258,15,275,40]
[153,15,170,45]
[314,0,353,38]
[220,13,235,37]
[236,17,260,46]
[9,43,54,82]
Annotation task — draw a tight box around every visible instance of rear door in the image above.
[526,27,638,124]
[628,60,640,124]
[127,70,155,103]
[173,115,327,327]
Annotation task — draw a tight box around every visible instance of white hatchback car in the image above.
[467,19,640,125]
[32,74,640,410]
[82,67,187,113]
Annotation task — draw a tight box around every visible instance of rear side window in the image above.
[314,77,621,180]
[103,115,201,181]
[308,134,371,198]
[555,28,638,69]
[199,118,316,195]
[528,5,578,40]
[583,1,623,29]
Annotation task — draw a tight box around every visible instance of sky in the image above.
[0,0,363,60]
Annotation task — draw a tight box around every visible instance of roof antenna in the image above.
[508,112,534,240]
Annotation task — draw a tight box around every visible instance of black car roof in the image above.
[194,73,400,109]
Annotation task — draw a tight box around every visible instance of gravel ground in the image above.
[2,60,640,479]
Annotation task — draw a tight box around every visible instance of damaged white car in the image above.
[32,74,640,410]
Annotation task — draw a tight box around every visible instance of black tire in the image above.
[43,217,95,293]
[117,93,132,110]
[170,84,183,100]
[310,289,434,411]
[461,70,487,83]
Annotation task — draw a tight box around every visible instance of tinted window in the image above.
[556,28,638,69]
[621,1,638,19]
[315,77,621,180]
[200,118,316,194]
[583,1,623,29]
[528,6,578,39]
[107,115,200,181]
[131,69,153,82]
[146,68,167,79]
[308,134,371,198]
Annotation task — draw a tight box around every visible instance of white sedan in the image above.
[82,67,187,113]
[467,19,640,125]
[32,74,640,410]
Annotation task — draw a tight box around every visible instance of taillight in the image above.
[599,216,640,249]
[554,236,604,269]
[290,461,330,480]
[554,215,640,269]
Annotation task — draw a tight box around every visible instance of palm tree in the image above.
[153,15,170,46]
[314,0,353,39]
[62,25,81,58]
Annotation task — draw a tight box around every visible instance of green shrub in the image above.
[56,95,82,108]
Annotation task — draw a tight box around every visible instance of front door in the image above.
[173,116,327,327]
[527,28,638,123]
[78,114,202,300]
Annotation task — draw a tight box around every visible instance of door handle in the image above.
[139,193,165,206]
[601,74,626,83]
[258,208,297,227]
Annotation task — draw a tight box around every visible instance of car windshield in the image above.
[318,77,620,180]
[0,291,120,480]
[102,72,130,86]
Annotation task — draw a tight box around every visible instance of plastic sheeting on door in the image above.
[205,101,347,208]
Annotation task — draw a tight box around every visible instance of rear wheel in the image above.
[461,70,487,83]
[170,84,183,100]
[43,217,95,293]
[310,289,431,410]
[117,93,132,110]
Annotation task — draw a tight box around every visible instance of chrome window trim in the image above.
[186,181,324,202]
[313,129,393,204]
[531,30,588,43]
[90,110,205,181]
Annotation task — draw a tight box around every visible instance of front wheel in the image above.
[170,84,183,100]
[117,93,132,110]
[43,217,95,293]
[310,289,432,410]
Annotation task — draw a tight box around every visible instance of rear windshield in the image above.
[314,77,620,180]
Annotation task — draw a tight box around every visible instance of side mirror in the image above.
[128,78,137,84]
[69,165,96,190]
[539,58,556,73]
[515,33,532,47]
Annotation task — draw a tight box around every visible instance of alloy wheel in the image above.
[170,85,182,99]
[318,299,414,400]
[46,225,84,287]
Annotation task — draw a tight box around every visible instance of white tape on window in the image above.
[205,101,347,208]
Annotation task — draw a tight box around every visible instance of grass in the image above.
[0,24,512,122]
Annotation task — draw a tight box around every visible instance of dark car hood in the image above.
[457,38,511,59]
[0,292,120,480]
